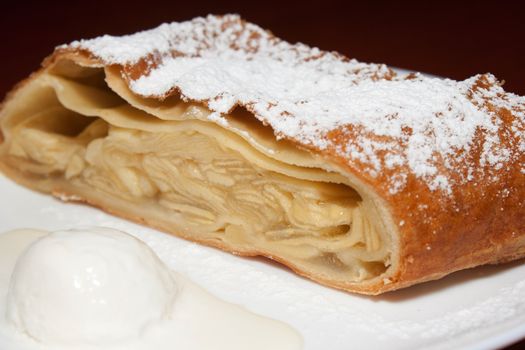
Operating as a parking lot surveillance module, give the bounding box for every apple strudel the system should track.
[0,15,524,294]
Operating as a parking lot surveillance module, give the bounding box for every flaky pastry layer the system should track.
[1,16,524,294]
[0,59,399,293]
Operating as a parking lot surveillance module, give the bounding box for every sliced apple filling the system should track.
[0,66,390,282]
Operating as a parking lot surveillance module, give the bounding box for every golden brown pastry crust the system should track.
[1,15,524,295]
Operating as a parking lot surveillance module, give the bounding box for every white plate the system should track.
[1,176,525,350]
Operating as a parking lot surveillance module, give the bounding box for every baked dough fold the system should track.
[1,15,524,294]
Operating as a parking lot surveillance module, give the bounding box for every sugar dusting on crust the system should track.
[65,14,525,195]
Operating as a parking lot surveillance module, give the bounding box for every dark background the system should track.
[1,0,524,99]
[1,1,524,348]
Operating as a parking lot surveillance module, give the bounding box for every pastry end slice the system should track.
[1,14,524,294]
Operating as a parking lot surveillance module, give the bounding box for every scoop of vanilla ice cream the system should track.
[6,227,178,346]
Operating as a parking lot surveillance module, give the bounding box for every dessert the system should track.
[0,15,523,294]
[0,228,302,349]
[6,228,177,345]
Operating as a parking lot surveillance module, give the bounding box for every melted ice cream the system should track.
[0,228,302,350]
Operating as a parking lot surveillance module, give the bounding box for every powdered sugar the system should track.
[65,14,525,195]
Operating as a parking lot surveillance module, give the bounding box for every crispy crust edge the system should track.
[0,48,524,295]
